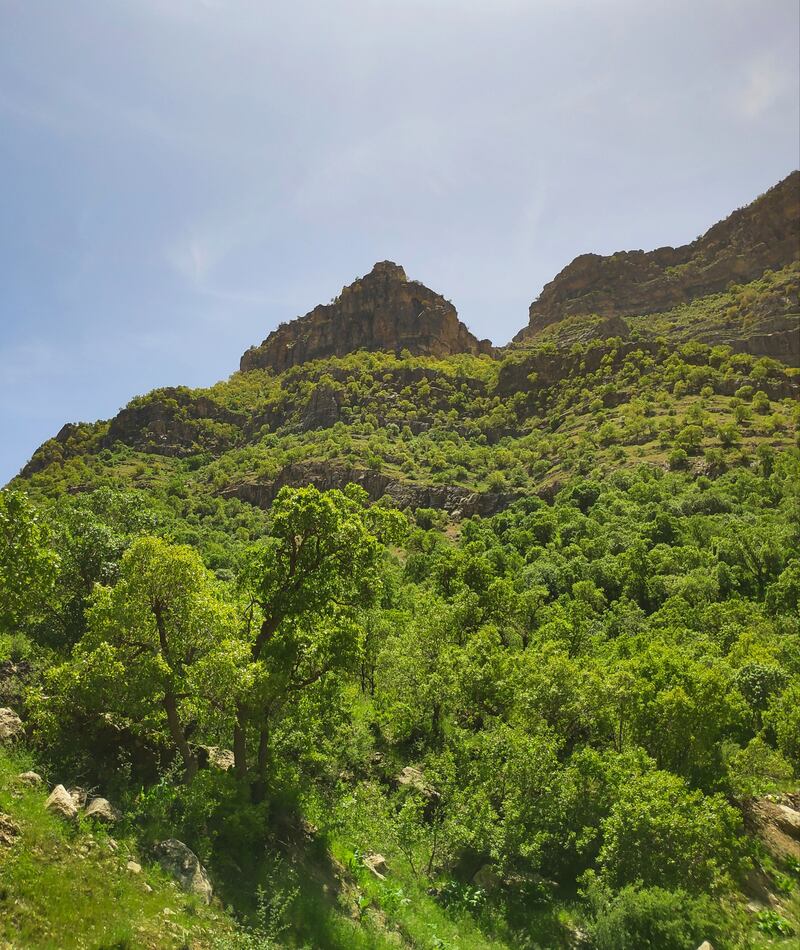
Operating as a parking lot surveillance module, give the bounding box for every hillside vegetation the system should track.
[3,176,800,949]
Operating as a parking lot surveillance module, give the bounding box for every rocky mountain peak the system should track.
[514,170,800,341]
[240,262,491,373]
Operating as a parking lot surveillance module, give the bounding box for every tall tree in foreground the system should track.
[47,536,241,782]
[235,484,403,799]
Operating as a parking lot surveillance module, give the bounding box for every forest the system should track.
[2,321,800,947]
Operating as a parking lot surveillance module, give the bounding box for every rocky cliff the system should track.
[241,261,492,373]
[515,170,800,340]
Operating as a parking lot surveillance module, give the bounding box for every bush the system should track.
[587,880,729,950]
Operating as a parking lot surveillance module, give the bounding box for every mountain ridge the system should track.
[515,170,800,341]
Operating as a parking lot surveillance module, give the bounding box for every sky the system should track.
[1,0,798,485]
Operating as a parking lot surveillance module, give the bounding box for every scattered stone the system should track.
[17,771,43,787]
[697,942,715,950]
[472,863,501,892]
[363,853,388,880]
[0,708,24,744]
[45,785,78,821]
[126,861,142,874]
[153,839,213,904]
[143,883,153,893]
[106,838,119,853]
[0,813,20,847]
[84,797,120,824]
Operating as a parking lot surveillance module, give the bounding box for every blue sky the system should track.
[1,0,798,484]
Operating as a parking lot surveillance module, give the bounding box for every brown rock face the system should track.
[241,261,492,372]
[516,171,800,340]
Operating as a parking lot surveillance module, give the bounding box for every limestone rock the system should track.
[45,785,78,821]
[0,708,24,744]
[126,860,142,874]
[363,853,388,880]
[84,797,120,824]
[153,839,213,903]
[697,942,715,950]
[515,171,800,341]
[240,261,492,373]
[17,771,43,787]
[0,813,20,847]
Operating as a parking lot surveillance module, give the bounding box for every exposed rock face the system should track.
[516,171,800,340]
[241,261,492,373]
[153,839,213,903]
[222,461,519,518]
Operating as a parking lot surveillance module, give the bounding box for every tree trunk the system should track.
[233,707,248,781]
[163,690,198,783]
[251,725,270,803]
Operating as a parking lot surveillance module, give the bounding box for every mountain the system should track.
[6,175,800,950]
[514,170,800,342]
[240,260,492,373]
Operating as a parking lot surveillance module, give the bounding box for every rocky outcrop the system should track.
[222,461,519,518]
[102,389,245,458]
[241,261,492,373]
[742,793,800,862]
[516,171,800,340]
[153,839,213,903]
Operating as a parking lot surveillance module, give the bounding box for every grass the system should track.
[0,747,236,949]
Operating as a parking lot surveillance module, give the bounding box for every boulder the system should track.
[84,797,120,824]
[17,771,43,787]
[0,707,24,744]
[126,860,142,874]
[363,853,388,880]
[472,863,501,892]
[0,813,20,847]
[45,785,78,821]
[153,839,213,903]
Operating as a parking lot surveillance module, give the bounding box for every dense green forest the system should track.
[3,275,800,948]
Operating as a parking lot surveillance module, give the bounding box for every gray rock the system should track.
[17,770,43,787]
[363,852,388,880]
[45,784,78,821]
[0,708,24,744]
[153,839,213,903]
[84,797,120,824]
